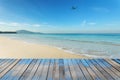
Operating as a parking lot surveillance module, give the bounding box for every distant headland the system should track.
[0,31,16,34]
[0,30,42,34]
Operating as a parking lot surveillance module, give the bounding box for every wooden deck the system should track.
[0,59,120,80]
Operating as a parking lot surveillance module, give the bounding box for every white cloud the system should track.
[81,20,87,27]
[32,24,41,27]
[9,23,21,27]
[0,22,6,25]
[0,22,49,27]
[105,23,120,27]
[88,22,96,25]
[92,7,109,13]
[80,20,96,27]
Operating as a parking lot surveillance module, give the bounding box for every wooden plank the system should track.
[0,59,20,79]
[59,59,65,80]
[0,59,7,65]
[0,59,2,64]
[76,59,93,80]
[39,59,50,80]
[105,59,120,72]
[95,59,119,80]
[0,59,120,80]
[100,59,120,78]
[6,59,29,80]
[13,59,32,80]
[5,59,27,80]
[91,59,114,80]
[118,59,120,61]
[113,59,120,64]
[0,59,4,64]
[63,59,72,80]
[0,59,5,63]
[47,59,54,80]
[0,59,14,73]
[68,59,78,80]
[0,59,11,66]
[81,59,101,80]
[26,59,41,80]
[32,59,46,80]
[0,59,23,80]
[72,59,86,80]
[53,59,59,80]
[0,59,9,68]
[19,59,37,80]
[85,59,107,80]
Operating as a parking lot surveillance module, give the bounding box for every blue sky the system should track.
[0,0,120,33]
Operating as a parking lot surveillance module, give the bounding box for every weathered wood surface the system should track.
[0,59,120,80]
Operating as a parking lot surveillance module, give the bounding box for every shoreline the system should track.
[0,36,88,58]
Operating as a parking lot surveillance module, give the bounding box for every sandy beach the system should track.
[0,36,87,58]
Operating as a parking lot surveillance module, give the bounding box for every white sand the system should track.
[0,36,88,58]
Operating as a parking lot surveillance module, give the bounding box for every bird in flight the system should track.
[72,6,77,10]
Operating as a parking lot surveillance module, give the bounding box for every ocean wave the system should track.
[64,39,120,46]
[45,37,120,46]
[56,46,111,58]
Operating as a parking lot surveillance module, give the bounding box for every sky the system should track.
[0,0,120,33]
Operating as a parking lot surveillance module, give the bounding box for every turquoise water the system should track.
[1,33,120,58]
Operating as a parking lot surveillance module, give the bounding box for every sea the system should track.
[0,33,120,58]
